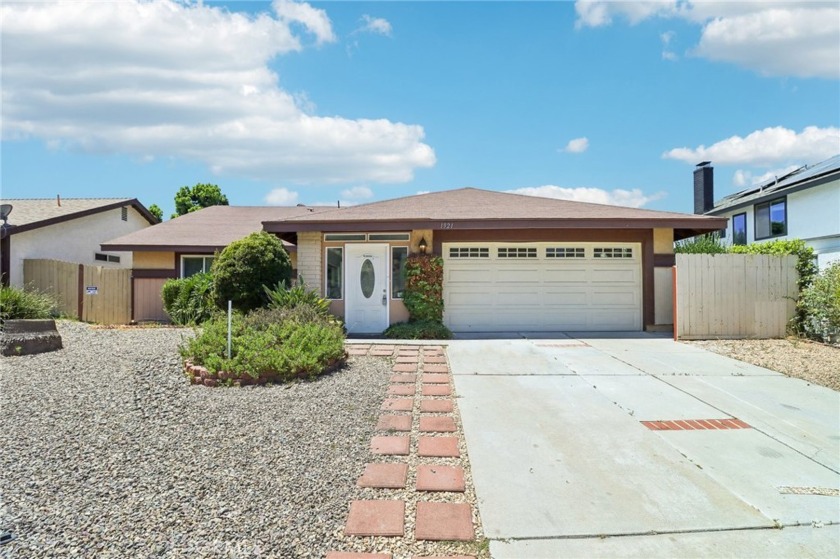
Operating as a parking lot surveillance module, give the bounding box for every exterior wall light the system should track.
[418,236,428,254]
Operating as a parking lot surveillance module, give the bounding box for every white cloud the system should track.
[272,0,336,45]
[341,186,374,200]
[660,30,678,61]
[357,15,392,36]
[732,165,802,188]
[561,137,589,154]
[0,0,435,184]
[265,187,299,205]
[574,1,840,78]
[575,0,676,28]
[507,186,665,208]
[664,126,840,166]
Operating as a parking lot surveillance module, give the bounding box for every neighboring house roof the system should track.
[101,205,333,252]
[263,187,726,240]
[0,197,159,234]
[708,154,840,215]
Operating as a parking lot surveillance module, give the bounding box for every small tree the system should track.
[172,183,229,218]
[212,232,292,312]
[147,204,164,221]
[799,262,840,343]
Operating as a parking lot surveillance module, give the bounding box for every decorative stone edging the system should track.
[183,354,347,387]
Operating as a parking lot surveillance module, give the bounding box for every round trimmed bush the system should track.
[212,232,292,312]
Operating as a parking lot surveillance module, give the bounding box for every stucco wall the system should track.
[653,267,673,325]
[653,228,674,254]
[134,251,175,270]
[10,206,150,287]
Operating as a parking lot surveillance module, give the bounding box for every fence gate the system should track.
[674,254,798,340]
[23,259,131,325]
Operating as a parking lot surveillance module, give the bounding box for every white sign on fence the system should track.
[86,286,98,295]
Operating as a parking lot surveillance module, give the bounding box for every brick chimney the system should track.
[693,161,714,214]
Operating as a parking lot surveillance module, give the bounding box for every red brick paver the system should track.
[418,436,460,457]
[396,356,419,364]
[381,398,414,412]
[416,465,465,492]
[390,373,417,384]
[412,555,475,559]
[419,416,457,433]
[388,384,416,396]
[423,364,450,374]
[371,436,410,455]
[358,463,408,489]
[421,373,449,384]
[641,418,752,431]
[423,355,447,363]
[345,500,405,537]
[377,415,413,432]
[415,502,474,541]
[422,384,451,397]
[393,363,417,373]
[419,399,453,413]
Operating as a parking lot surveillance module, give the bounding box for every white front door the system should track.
[345,243,389,334]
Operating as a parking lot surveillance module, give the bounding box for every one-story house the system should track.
[104,188,726,332]
[0,197,158,287]
[694,154,840,269]
[101,205,333,321]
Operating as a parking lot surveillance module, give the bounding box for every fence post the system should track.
[672,265,678,342]
[77,263,84,319]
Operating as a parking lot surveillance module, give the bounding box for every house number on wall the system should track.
[440,222,454,229]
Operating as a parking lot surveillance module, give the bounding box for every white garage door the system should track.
[443,242,642,332]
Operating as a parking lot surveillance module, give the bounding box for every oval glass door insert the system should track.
[360,259,375,298]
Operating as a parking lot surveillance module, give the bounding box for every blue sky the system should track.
[2,1,839,219]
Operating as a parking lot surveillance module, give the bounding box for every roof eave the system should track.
[264,217,728,233]
[6,198,159,234]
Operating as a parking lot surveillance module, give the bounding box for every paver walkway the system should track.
[328,344,481,559]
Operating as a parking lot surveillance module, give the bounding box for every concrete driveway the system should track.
[447,333,840,558]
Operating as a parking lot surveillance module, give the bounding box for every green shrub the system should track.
[161,273,215,325]
[799,262,840,343]
[383,320,453,340]
[674,233,727,254]
[212,232,292,312]
[263,281,332,318]
[180,307,346,382]
[404,254,444,322]
[0,285,58,323]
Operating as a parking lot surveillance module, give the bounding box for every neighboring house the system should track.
[101,205,333,321]
[695,154,840,269]
[0,197,158,287]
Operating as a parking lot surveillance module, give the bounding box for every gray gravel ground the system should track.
[0,320,390,558]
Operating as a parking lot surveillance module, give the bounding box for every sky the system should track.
[1,0,839,219]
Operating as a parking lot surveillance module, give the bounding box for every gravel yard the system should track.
[0,321,391,558]
[685,337,840,391]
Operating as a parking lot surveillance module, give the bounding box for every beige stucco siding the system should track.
[653,267,673,325]
[133,251,175,270]
[653,228,674,254]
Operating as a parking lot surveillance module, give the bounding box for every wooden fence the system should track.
[674,254,798,340]
[24,259,131,325]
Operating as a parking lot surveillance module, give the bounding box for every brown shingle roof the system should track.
[1,198,158,232]
[264,188,726,237]
[101,205,331,251]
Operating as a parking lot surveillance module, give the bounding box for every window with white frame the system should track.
[181,255,214,278]
[326,247,343,299]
